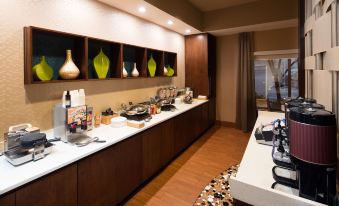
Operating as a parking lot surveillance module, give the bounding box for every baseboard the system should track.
[216,120,236,128]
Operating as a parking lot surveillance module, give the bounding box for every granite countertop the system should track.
[0,99,208,195]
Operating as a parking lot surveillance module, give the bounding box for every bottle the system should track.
[65,91,71,108]
[78,89,85,106]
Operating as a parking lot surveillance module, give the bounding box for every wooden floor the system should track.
[124,126,250,206]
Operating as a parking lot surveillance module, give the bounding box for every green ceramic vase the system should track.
[32,56,54,81]
[166,65,174,77]
[148,55,156,77]
[93,48,110,79]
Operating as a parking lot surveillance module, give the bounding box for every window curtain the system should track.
[236,32,257,132]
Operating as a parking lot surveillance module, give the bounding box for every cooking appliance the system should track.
[4,128,54,166]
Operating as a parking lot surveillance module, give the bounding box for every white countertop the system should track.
[229,111,325,206]
[0,100,208,195]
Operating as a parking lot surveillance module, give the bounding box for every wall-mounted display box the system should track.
[24,26,177,84]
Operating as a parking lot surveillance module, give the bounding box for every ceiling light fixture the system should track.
[138,7,146,13]
[185,29,191,34]
[167,20,173,25]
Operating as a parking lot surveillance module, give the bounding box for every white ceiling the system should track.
[98,0,201,35]
[188,0,260,12]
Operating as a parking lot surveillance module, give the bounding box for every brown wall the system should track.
[204,0,298,31]
[216,27,298,123]
[254,27,298,51]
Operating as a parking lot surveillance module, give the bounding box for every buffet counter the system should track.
[229,111,325,206]
[0,100,208,196]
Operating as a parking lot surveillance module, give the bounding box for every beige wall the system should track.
[204,0,298,31]
[0,0,185,141]
[216,34,239,123]
[254,27,298,51]
[216,27,298,123]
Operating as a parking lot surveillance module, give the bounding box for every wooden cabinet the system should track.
[185,33,216,98]
[0,192,15,206]
[142,120,175,181]
[201,102,210,134]
[174,111,190,154]
[78,146,117,206]
[78,134,142,206]
[115,134,143,203]
[142,125,163,180]
[208,97,216,127]
[16,164,77,206]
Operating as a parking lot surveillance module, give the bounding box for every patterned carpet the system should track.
[194,165,239,206]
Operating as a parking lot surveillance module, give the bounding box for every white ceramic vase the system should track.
[59,50,80,80]
[163,66,168,76]
[123,62,128,77]
[132,63,139,77]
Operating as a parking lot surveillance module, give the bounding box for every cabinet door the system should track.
[142,125,163,180]
[78,134,142,206]
[0,192,15,206]
[16,164,77,206]
[160,119,175,165]
[115,134,143,203]
[174,112,189,154]
[201,102,210,133]
[78,146,117,206]
[208,97,216,127]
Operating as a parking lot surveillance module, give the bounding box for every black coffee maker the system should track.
[289,107,337,205]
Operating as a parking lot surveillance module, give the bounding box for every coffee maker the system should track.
[289,107,337,205]
[53,104,88,143]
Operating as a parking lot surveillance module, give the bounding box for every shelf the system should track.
[24,26,177,84]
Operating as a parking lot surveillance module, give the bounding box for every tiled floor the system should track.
[124,126,250,206]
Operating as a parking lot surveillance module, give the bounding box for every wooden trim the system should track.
[253,49,299,56]
[24,27,33,84]
[216,120,236,128]
[298,0,306,97]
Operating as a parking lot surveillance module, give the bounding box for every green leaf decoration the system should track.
[93,48,110,79]
[148,55,156,77]
[166,65,174,77]
[32,56,54,81]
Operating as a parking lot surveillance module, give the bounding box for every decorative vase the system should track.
[32,56,54,81]
[166,65,174,77]
[148,55,156,77]
[132,63,139,77]
[122,62,128,77]
[93,48,110,79]
[59,50,80,80]
[163,66,168,76]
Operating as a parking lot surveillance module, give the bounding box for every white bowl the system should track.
[111,116,127,128]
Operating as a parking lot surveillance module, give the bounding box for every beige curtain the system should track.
[236,32,257,132]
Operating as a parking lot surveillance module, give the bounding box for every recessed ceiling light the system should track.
[167,20,173,25]
[138,7,146,13]
[185,29,191,34]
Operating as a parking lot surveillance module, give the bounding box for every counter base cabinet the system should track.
[142,119,174,181]
[0,192,15,206]
[78,133,142,206]
[0,102,210,206]
[16,164,77,206]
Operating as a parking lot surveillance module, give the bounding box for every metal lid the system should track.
[289,107,336,126]
[20,133,47,148]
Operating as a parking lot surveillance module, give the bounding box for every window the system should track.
[254,52,299,110]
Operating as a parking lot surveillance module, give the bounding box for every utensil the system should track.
[74,137,106,147]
